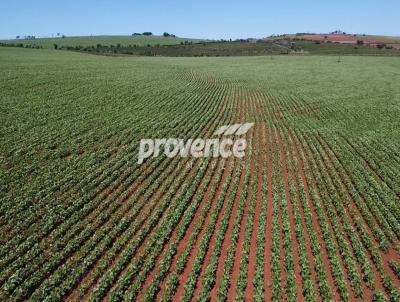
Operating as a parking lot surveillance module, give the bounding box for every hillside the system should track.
[1,35,201,49]
[289,34,400,49]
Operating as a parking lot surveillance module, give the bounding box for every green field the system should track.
[1,35,201,48]
[1,47,400,301]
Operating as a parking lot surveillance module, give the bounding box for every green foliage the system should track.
[1,47,400,301]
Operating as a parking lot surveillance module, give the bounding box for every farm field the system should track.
[0,47,400,301]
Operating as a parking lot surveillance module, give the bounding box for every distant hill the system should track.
[281,34,400,49]
[1,35,202,49]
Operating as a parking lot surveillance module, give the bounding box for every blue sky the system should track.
[1,0,399,39]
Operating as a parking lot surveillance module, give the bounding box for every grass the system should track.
[0,35,201,49]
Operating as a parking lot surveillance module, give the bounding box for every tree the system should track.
[16,35,20,39]
[163,32,171,37]
[142,32,153,36]
[53,43,58,49]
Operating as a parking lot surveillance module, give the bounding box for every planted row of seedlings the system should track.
[265,91,324,302]
[268,91,398,300]
[80,75,234,300]
[190,90,249,299]
[0,79,209,284]
[141,157,229,302]
[0,71,231,300]
[0,79,178,239]
[300,131,370,299]
[222,92,257,302]
[274,127,299,302]
[282,94,399,269]
[75,75,235,302]
[245,92,268,302]
[284,131,319,302]
[273,93,381,299]
[260,90,335,301]
[273,94,376,297]
[331,136,399,241]
[0,80,201,265]
[268,92,394,245]
[148,84,243,302]
[342,135,400,198]
[109,79,241,301]
[285,92,400,247]
[172,86,250,302]
[306,133,400,300]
